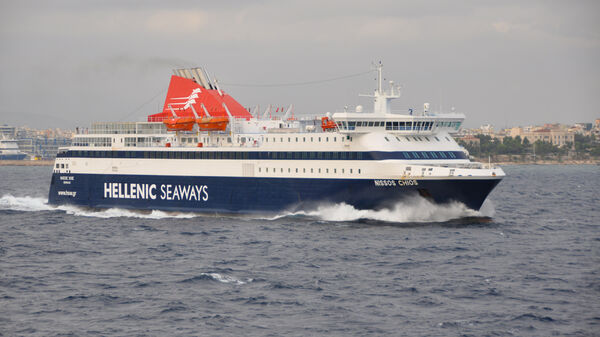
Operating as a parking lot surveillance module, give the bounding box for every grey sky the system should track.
[1,0,598,129]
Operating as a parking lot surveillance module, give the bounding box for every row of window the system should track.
[264,135,343,143]
[72,137,111,147]
[334,120,460,131]
[57,150,466,160]
[259,167,361,175]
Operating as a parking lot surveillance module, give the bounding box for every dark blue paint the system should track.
[48,173,501,212]
[0,154,27,160]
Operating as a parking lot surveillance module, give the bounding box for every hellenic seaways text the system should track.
[103,183,208,201]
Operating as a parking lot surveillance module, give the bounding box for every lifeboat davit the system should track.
[197,116,229,131]
[321,116,337,131]
[163,117,196,131]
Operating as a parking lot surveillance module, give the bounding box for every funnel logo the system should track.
[169,88,201,110]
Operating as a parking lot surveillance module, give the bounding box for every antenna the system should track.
[376,62,383,94]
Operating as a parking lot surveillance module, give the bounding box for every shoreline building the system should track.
[507,125,574,147]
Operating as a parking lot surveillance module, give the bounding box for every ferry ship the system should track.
[0,136,27,160]
[48,64,504,213]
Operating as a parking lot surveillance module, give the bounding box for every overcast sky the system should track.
[0,0,598,129]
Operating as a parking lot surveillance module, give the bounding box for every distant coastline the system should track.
[0,160,54,166]
[473,157,599,165]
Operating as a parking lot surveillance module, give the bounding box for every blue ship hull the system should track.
[48,173,501,213]
[0,154,27,160]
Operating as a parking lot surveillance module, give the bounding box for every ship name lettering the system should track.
[373,179,418,187]
[104,182,157,200]
[160,184,208,201]
[397,179,418,186]
[104,182,207,201]
[374,179,396,187]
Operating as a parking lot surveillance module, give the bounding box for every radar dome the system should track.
[355,105,363,113]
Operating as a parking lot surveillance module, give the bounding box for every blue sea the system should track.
[1,165,598,336]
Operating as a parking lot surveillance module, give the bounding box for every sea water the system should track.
[0,165,598,336]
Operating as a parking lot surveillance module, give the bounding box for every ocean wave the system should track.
[0,195,53,212]
[268,197,494,223]
[181,273,252,285]
[0,194,197,219]
[0,194,495,222]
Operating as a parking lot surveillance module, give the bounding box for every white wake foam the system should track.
[201,273,252,285]
[0,195,54,212]
[1,194,495,223]
[270,197,494,223]
[0,194,197,219]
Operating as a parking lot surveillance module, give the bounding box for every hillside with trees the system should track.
[458,134,600,162]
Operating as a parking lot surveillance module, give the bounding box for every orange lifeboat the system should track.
[162,104,196,131]
[163,116,196,131]
[321,116,337,131]
[197,116,229,131]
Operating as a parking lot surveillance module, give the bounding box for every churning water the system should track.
[0,165,598,336]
